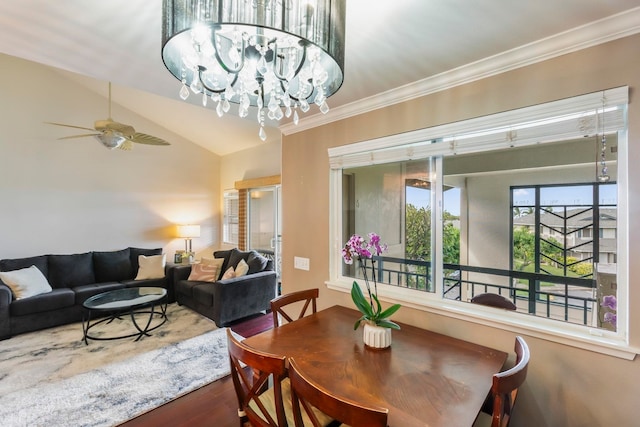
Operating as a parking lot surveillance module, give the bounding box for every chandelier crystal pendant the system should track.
[161,0,346,141]
[597,95,610,183]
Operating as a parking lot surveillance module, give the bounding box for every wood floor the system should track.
[118,313,274,427]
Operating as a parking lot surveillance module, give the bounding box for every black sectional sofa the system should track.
[173,248,278,327]
[0,247,172,340]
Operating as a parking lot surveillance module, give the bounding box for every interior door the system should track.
[248,185,282,278]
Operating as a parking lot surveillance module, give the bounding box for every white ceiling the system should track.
[0,0,638,156]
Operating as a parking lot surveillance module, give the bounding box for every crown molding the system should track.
[280,6,640,136]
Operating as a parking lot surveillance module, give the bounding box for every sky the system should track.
[406,186,461,216]
[513,183,617,207]
[407,183,616,217]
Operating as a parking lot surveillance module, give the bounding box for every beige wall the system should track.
[0,54,221,260]
[281,34,640,426]
[218,138,281,252]
[219,139,281,191]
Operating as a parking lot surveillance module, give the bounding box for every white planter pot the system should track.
[363,323,392,349]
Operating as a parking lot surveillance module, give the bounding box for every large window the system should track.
[328,87,630,357]
[510,183,617,328]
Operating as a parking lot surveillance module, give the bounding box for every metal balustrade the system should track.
[363,256,598,326]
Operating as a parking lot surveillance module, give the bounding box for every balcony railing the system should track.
[369,256,598,326]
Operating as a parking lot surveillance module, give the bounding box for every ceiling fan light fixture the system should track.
[95,130,126,149]
[161,0,346,140]
[47,82,171,151]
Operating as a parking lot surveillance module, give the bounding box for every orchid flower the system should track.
[342,233,401,330]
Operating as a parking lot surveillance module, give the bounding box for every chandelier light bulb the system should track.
[161,0,345,140]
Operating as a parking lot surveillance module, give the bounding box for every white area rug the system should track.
[0,304,235,427]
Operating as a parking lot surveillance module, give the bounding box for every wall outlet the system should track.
[294,256,310,271]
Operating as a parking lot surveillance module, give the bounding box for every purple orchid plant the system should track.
[342,233,401,330]
[601,294,617,327]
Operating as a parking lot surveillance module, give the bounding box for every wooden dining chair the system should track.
[227,329,335,427]
[288,357,389,427]
[271,288,319,328]
[227,328,289,427]
[471,293,517,311]
[474,336,530,427]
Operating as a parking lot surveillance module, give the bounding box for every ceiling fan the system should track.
[46,82,170,150]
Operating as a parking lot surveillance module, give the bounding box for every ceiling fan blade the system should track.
[57,133,101,140]
[95,119,135,136]
[130,133,171,146]
[118,140,134,151]
[45,122,96,132]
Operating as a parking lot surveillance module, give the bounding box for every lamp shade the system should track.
[177,224,201,238]
[161,0,346,140]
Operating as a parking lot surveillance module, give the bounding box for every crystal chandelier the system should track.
[161,0,346,141]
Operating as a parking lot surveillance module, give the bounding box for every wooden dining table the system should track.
[242,305,508,427]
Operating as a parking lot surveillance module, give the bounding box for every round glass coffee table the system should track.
[82,287,168,345]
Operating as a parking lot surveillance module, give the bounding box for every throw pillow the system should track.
[188,263,220,282]
[201,257,225,281]
[227,248,252,270]
[0,255,49,278]
[221,266,236,280]
[129,247,163,277]
[213,249,232,274]
[0,265,53,300]
[247,251,269,274]
[134,254,166,280]
[235,259,249,277]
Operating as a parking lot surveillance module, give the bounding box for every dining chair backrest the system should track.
[288,357,389,427]
[490,336,530,427]
[471,293,517,311]
[226,329,288,427]
[271,288,319,328]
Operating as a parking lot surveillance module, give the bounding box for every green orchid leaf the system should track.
[379,303,402,319]
[353,316,365,330]
[377,319,401,330]
[351,282,374,317]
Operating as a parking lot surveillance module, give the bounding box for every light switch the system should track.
[294,256,310,271]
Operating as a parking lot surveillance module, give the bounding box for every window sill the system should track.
[326,279,638,360]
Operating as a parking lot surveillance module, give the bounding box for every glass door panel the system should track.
[248,185,282,279]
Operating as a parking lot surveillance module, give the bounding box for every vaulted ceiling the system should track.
[0,1,638,155]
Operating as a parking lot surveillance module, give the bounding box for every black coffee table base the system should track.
[83,302,167,344]
[82,288,169,345]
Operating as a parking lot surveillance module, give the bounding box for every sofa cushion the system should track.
[48,252,95,289]
[129,247,162,278]
[134,254,166,280]
[176,279,201,298]
[0,265,53,300]
[213,249,232,274]
[73,282,125,305]
[192,283,215,306]
[121,278,167,288]
[227,248,252,270]
[0,255,48,278]
[247,251,269,274]
[10,288,75,316]
[93,248,132,282]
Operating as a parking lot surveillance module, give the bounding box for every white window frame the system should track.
[222,189,239,245]
[327,87,637,359]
